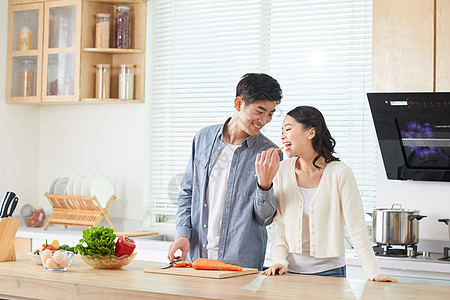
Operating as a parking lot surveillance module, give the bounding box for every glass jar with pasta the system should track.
[95,13,110,48]
[95,64,110,99]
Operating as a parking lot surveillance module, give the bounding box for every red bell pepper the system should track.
[115,236,136,257]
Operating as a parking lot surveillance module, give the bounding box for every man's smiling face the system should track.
[235,97,276,136]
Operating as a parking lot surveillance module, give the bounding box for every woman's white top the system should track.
[270,157,381,279]
[286,186,345,274]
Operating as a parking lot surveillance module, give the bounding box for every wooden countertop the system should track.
[0,255,449,299]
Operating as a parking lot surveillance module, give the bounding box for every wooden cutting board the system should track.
[114,231,158,237]
[144,266,259,279]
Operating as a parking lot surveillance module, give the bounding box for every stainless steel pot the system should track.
[372,204,426,245]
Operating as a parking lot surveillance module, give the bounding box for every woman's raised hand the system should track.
[255,148,281,191]
[262,263,287,276]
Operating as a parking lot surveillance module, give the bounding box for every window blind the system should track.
[144,0,375,227]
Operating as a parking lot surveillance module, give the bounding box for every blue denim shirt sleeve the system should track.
[254,183,277,226]
[175,138,195,240]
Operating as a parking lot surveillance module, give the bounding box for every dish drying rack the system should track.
[44,193,116,231]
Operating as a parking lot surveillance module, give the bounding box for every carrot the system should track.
[173,261,192,268]
[192,258,243,271]
[276,146,284,151]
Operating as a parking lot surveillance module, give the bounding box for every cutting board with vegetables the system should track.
[144,266,259,279]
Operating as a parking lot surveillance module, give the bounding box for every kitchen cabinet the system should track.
[6,2,44,103]
[6,0,147,104]
[372,0,449,92]
[436,0,450,91]
[372,0,434,91]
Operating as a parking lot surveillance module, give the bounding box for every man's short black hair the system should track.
[236,73,282,105]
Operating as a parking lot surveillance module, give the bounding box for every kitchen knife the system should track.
[1,197,13,218]
[7,197,18,217]
[0,198,7,218]
[1,191,16,218]
[160,258,181,269]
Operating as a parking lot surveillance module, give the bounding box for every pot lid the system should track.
[373,204,418,213]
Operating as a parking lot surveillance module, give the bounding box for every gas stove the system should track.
[438,247,450,261]
[373,243,419,257]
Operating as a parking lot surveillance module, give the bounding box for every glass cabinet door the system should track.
[43,0,80,102]
[7,3,43,102]
[47,53,76,96]
[12,9,39,52]
[48,5,77,49]
[11,56,38,98]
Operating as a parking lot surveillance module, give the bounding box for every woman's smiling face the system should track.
[281,115,314,158]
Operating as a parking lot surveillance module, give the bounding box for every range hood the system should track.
[367,92,450,182]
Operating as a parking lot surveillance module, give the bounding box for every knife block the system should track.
[0,217,20,262]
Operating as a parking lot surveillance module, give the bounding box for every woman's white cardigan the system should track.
[269,157,381,279]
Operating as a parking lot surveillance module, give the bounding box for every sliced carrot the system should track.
[173,261,192,267]
[192,258,242,271]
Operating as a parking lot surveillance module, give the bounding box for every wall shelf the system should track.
[7,0,148,104]
[83,48,144,54]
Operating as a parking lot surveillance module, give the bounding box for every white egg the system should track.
[52,251,66,265]
[41,249,52,263]
[46,258,58,269]
[57,260,68,268]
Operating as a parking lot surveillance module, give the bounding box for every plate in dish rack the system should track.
[54,177,69,195]
[73,173,88,196]
[81,174,95,197]
[90,174,114,208]
[66,173,80,196]
[49,178,59,194]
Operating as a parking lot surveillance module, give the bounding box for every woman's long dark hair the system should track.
[287,106,339,169]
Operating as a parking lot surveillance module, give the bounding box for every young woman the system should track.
[255,106,396,281]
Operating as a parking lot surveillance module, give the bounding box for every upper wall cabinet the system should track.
[372,0,449,92]
[6,0,147,104]
[6,2,44,103]
[436,0,450,91]
[372,0,434,92]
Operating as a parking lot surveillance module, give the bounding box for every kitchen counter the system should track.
[15,219,450,282]
[1,254,449,300]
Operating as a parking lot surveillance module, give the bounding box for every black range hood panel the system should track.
[367,92,450,182]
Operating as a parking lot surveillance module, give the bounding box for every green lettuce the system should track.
[75,226,116,256]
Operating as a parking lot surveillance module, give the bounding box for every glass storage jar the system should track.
[115,5,130,48]
[21,204,46,228]
[119,64,134,100]
[20,59,34,97]
[19,13,32,51]
[95,64,110,99]
[95,13,110,48]
[58,16,70,48]
[63,78,74,96]
[47,57,58,96]
[48,10,56,48]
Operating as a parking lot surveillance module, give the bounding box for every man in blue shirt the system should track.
[167,73,283,270]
